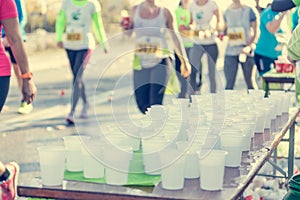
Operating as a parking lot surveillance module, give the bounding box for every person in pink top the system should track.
[0,0,37,199]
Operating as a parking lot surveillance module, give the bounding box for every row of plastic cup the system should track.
[37,135,134,186]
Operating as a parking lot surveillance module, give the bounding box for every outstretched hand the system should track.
[180,61,191,78]
[22,79,37,104]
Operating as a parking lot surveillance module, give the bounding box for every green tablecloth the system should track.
[64,150,161,186]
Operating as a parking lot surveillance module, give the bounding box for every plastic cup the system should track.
[37,146,66,186]
[83,152,105,179]
[176,141,201,179]
[160,148,185,190]
[63,135,90,172]
[220,134,244,167]
[198,150,228,191]
[104,146,133,185]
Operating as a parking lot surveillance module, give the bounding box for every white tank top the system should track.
[133,3,170,68]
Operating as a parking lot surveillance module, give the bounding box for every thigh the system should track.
[189,45,204,71]
[149,59,171,104]
[0,76,10,112]
[203,43,219,63]
[73,49,88,78]
[133,69,151,113]
[224,56,239,77]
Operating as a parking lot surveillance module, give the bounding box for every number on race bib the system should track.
[135,43,161,54]
[228,32,244,40]
[227,27,246,46]
[67,33,83,41]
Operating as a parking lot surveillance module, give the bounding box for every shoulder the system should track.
[209,0,218,7]
[131,5,139,16]
[162,7,173,19]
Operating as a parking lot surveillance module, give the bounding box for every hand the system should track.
[180,61,191,78]
[22,79,37,104]
[57,41,63,48]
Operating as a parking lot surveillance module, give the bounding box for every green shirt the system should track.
[175,6,193,48]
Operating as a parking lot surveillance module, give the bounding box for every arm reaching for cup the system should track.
[2,17,37,104]
[164,8,191,78]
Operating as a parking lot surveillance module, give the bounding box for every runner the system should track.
[189,0,221,93]
[126,0,191,114]
[222,0,258,90]
[174,0,193,98]
[0,0,36,198]
[55,0,108,124]
[2,0,32,114]
[254,4,287,88]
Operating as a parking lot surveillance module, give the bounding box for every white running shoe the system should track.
[18,101,33,114]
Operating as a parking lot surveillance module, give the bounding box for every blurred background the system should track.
[22,0,275,54]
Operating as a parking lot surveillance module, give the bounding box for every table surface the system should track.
[17,109,300,200]
[262,70,295,82]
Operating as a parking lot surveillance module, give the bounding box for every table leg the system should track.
[264,81,269,98]
[288,121,295,179]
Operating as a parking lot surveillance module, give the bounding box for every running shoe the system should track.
[0,162,20,200]
[18,101,33,114]
[66,112,75,124]
[80,102,89,119]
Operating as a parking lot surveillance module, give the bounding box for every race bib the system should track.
[227,27,246,46]
[66,33,83,41]
[66,27,83,42]
[135,36,163,58]
[134,36,168,68]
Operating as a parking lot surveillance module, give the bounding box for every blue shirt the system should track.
[254,7,282,59]
[2,0,27,41]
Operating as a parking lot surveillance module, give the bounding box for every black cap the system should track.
[271,0,296,12]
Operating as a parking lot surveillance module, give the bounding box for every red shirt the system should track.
[0,0,18,76]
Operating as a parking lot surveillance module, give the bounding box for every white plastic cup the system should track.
[220,134,244,167]
[83,153,105,179]
[142,138,168,175]
[198,150,228,191]
[160,148,185,190]
[104,146,133,185]
[37,146,66,186]
[176,141,201,179]
[63,135,89,172]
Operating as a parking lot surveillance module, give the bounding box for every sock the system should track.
[0,168,10,182]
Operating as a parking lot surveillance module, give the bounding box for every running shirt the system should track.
[189,0,218,45]
[133,3,169,68]
[175,6,193,48]
[60,0,100,50]
[0,0,17,76]
[255,7,282,60]
[224,5,256,56]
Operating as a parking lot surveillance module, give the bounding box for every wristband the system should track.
[20,72,33,79]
